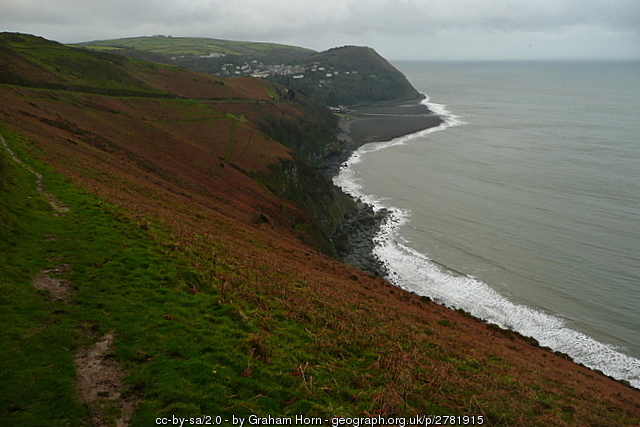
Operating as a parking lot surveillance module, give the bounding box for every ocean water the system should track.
[334,61,640,387]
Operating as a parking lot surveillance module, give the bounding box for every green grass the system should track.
[0,130,85,425]
[0,129,276,424]
[76,36,314,58]
[2,128,444,424]
[1,33,164,95]
[3,119,640,425]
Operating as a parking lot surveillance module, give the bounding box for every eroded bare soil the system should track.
[75,332,136,427]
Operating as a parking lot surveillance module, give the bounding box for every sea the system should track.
[334,60,640,388]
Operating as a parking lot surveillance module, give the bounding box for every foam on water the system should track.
[334,95,462,190]
[333,95,640,389]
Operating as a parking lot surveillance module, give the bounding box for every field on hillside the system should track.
[76,36,314,57]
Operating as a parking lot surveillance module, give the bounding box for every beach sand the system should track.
[340,99,443,145]
[327,98,442,176]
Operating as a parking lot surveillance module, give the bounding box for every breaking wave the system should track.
[333,95,640,389]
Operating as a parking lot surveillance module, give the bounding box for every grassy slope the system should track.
[2,33,640,426]
[0,33,164,94]
[75,36,314,57]
[0,129,299,424]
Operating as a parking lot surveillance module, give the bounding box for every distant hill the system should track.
[76,35,314,62]
[75,36,422,106]
[269,45,422,106]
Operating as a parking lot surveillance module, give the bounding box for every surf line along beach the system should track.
[332,96,443,168]
[331,77,640,390]
[330,94,452,277]
[325,96,443,276]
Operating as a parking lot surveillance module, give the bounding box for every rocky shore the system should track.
[329,98,443,277]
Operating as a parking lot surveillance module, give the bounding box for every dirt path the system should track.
[32,263,73,303]
[3,133,135,425]
[1,134,70,214]
[75,332,136,427]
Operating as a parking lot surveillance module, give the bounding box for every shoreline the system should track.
[328,98,443,277]
[324,98,443,177]
[327,99,640,391]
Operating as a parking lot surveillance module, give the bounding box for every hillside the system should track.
[75,36,422,106]
[2,32,640,426]
[268,46,422,105]
[77,35,314,59]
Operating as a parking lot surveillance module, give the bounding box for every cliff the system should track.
[1,33,640,425]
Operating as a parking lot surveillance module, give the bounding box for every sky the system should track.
[2,0,640,61]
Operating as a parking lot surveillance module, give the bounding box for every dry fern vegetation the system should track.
[1,33,640,426]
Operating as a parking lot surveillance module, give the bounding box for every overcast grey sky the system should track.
[2,0,639,60]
